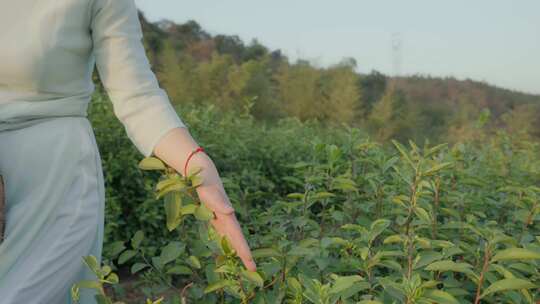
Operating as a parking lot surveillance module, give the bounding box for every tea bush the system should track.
[76,93,540,303]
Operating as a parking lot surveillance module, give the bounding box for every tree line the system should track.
[91,13,540,146]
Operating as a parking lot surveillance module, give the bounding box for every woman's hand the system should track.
[195,163,257,271]
[153,127,257,272]
[196,181,258,272]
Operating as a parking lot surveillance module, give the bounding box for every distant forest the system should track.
[94,11,540,145]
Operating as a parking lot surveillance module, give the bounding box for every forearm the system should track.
[152,127,234,214]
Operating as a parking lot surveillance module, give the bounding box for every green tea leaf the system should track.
[312,191,335,200]
[221,236,235,256]
[82,255,99,273]
[241,269,264,288]
[194,204,215,221]
[329,274,363,295]
[422,162,453,176]
[204,279,234,293]
[131,263,148,274]
[138,157,166,171]
[369,219,391,243]
[491,248,540,262]
[105,273,119,284]
[131,230,144,249]
[189,174,204,188]
[392,140,414,169]
[160,242,184,265]
[156,177,181,191]
[321,237,349,248]
[186,255,201,269]
[74,280,102,290]
[383,234,405,244]
[425,260,473,274]
[286,193,305,200]
[109,241,126,258]
[422,289,460,304]
[101,265,112,277]
[180,204,197,215]
[164,192,182,231]
[252,248,281,258]
[480,278,537,298]
[118,250,137,265]
[414,206,432,223]
[167,265,193,275]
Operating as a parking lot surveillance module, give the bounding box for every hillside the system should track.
[103,11,540,144]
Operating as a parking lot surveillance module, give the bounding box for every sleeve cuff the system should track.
[109,88,187,157]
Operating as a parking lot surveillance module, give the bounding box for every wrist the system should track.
[182,149,213,177]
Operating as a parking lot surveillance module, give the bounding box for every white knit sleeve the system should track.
[90,0,186,157]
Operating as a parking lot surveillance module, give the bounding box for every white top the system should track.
[0,0,187,157]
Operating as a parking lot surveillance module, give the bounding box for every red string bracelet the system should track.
[184,146,205,177]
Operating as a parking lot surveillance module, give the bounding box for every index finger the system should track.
[220,213,257,272]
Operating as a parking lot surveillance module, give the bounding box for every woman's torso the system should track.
[0,0,97,126]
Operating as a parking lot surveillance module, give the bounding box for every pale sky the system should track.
[134,0,540,95]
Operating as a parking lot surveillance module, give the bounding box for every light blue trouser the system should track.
[0,116,104,303]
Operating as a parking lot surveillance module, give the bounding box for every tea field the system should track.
[76,94,540,303]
